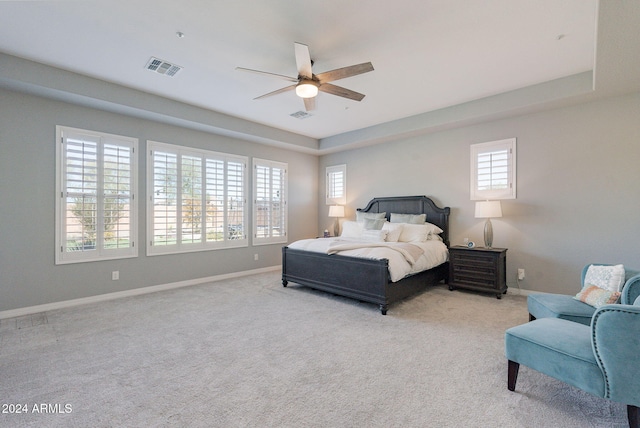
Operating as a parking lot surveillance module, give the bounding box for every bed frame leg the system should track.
[282,279,288,287]
[379,304,388,315]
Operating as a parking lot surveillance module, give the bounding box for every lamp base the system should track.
[334,220,340,237]
[484,218,494,248]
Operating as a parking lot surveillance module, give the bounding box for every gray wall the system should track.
[319,92,640,294]
[2,84,638,312]
[0,88,318,312]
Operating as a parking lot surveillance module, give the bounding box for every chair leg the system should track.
[529,313,536,322]
[508,360,519,391]
[628,405,639,428]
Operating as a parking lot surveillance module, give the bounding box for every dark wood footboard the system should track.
[282,246,448,314]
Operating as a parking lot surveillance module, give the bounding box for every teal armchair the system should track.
[505,296,640,427]
[527,264,640,325]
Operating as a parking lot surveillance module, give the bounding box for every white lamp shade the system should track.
[328,205,345,218]
[475,200,502,218]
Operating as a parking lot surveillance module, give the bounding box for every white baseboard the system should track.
[505,284,537,296]
[0,265,281,320]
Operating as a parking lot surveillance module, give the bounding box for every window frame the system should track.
[147,141,248,256]
[470,138,516,200]
[252,158,288,246]
[55,126,138,264]
[326,164,346,205]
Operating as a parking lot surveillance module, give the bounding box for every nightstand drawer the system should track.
[451,269,498,287]
[452,265,497,280]
[450,252,496,268]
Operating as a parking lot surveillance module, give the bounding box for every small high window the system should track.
[470,138,516,200]
[326,164,346,205]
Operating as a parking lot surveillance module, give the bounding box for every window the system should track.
[147,141,247,255]
[55,126,138,264]
[470,138,516,200]
[326,164,346,205]
[253,158,288,245]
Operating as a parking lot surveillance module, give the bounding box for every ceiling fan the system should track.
[236,42,374,111]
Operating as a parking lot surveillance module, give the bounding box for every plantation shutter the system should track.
[147,141,247,254]
[326,164,346,205]
[470,138,516,200]
[477,149,509,191]
[56,126,137,264]
[180,154,203,244]
[226,160,246,240]
[152,150,178,246]
[253,159,288,245]
[205,158,225,242]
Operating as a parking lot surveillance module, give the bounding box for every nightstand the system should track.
[448,246,508,298]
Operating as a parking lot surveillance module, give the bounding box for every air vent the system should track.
[290,111,313,119]
[145,57,183,77]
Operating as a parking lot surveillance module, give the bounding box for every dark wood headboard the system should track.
[357,195,450,246]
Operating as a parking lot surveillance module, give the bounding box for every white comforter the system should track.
[287,237,449,282]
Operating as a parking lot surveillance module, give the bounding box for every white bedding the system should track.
[287,237,449,282]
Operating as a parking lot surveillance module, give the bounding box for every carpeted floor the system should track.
[0,271,628,427]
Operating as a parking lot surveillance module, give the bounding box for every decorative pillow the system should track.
[574,284,621,308]
[427,233,443,242]
[398,223,431,243]
[390,213,426,224]
[363,218,385,230]
[340,221,364,238]
[423,222,444,235]
[355,211,386,222]
[584,264,625,292]
[361,229,388,242]
[381,222,403,242]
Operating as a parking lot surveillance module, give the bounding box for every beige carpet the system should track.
[0,271,628,427]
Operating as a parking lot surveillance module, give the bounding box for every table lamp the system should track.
[475,201,502,248]
[328,205,345,237]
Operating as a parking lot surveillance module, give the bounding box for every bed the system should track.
[282,195,450,314]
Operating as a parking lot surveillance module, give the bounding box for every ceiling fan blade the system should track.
[253,84,296,100]
[236,67,298,83]
[316,62,374,84]
[294,42,313,79]
[318,83,366,101]
[303,97,316,111]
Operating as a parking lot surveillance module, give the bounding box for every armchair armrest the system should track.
[591,304,640,405]
[621,273,640,305]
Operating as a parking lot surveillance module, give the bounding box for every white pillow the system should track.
[424,222,444,235]
[382,222,404,242]
[355,211,386,222]
[398,223,431,243]
[340,221,364,238]
[363,218,385,230]
[390,213,426,224]
[361,229,388,242]
[584,264,625,292]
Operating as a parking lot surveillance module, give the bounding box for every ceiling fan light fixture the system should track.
[295,80,319,98]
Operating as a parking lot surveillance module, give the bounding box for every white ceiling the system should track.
[0,0,599,141]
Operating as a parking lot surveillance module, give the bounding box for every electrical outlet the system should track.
[518,269,525,280]
[254,254,259,261]
[112,271,119,281]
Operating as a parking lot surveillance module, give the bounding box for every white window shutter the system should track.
[470,138,516,200]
